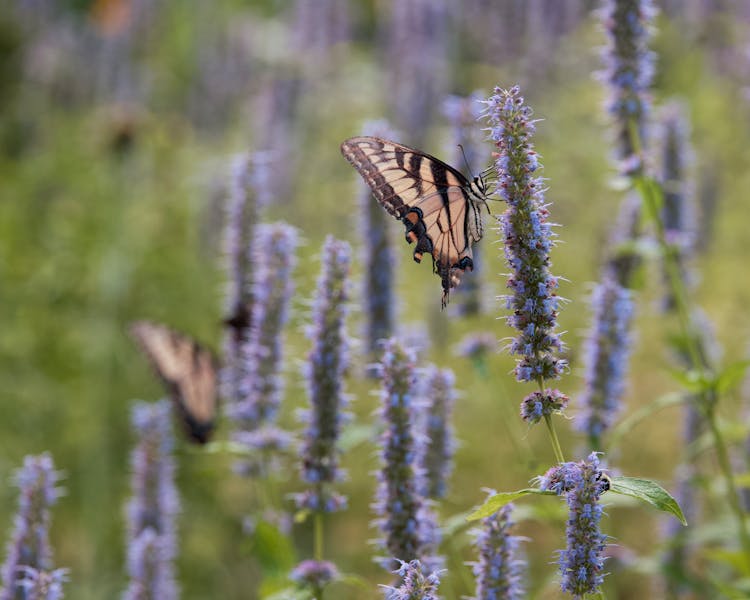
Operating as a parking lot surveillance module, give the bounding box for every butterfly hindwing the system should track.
[130,320,218,444]
[341,136,485,306]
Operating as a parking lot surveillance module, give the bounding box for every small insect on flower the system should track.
[341,136,493,307]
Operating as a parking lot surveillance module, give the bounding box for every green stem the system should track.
[314,512,324,561]
[637,172,750,568]
[537,378,565,463]
[543,413,565,464]
[704,405,750,568]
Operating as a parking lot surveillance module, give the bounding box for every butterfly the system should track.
[129,320,219,444]
[341,136,491,307]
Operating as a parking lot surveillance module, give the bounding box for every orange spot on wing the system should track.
[407,231,418,243]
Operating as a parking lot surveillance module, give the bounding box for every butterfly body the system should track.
[341,136,488,306]
[130,321,218,444]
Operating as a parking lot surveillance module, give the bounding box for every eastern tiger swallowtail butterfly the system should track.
[341,136,490,307]
[129,321,218,444]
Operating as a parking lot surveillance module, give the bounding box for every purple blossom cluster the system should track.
[125,401,179,600]
[290,559,339,591]
[484,85,566,383]
[600,0,657,174]
[417,366,457,500]
[382,560,442,600]
[221,153,262,404]
[540,453,608,597]
[576,278,635,446]
[295,236,351,514]
[0,453,65,600]
[468,502,525,600]
[228,222,298,460]
[520,388,569,424]
[373,339,440,573]
[455,332,497,361]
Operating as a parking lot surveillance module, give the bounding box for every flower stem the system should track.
[637,170,750,568]
[543,414,565,465]
[314,512,324,562]
[704,404,750,568]
[538,378,565,463]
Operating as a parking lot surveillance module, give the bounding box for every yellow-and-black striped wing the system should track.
[130,321,218,444]
[341,136,485,306]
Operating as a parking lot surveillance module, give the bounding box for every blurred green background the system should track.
[2,0,750,598]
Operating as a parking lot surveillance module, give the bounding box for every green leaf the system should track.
[608,392,685,449]
[667,367,713,393]
[609,476,687,525]
[467,489,554,521]
[715,359,750,394]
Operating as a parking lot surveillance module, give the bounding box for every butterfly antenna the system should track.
[457,144,475,179]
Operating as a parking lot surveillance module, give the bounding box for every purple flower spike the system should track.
[484,85,566,383]
[221,153,263,403]
[540,453,609,597]
[417,366,457,500]
[576,278,635,446]
[382,559,442,600]
[227,222,298,470]
[600,0,657,174]
[296,236,351,513]
[373,339,440,573]
[290,559,339,591]
[1,453,65,600]
[125,401,179,600]
[469,501,525,600]
[521,388,569,424]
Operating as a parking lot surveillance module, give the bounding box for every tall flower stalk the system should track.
[383,0,449,146]
[227,222,298,472]
[292,236,351,599]
[221,153,263,405]
[577,278,635,449]
[484,85,567,462]
[599,0,657,288]
[417,365,456,500]
[658,101,695,312]
[124,401,179,600]
[1,454,66,600]
[600,0,656,175]
[469,502,525,600]
[373,339,440,577]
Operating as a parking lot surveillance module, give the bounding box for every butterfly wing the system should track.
[341,136,484,306]
[130,321,218,444]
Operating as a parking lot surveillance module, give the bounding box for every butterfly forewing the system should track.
[341,136,485,306]
[130,321,218,444]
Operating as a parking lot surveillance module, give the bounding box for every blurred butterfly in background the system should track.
[341,136,492,307]
[129,320,218,444]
